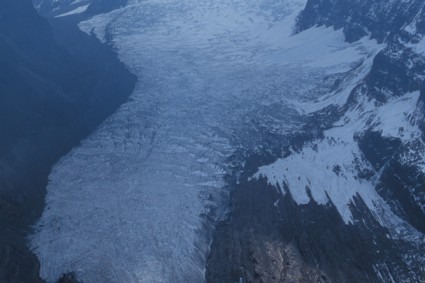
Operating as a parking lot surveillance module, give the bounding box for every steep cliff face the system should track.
[0,1,135,282]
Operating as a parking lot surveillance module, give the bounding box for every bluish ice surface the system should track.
[30,0,385,281]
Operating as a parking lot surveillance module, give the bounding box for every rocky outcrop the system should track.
[206,176,328,283]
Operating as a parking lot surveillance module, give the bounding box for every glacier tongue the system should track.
[30,0,385,282]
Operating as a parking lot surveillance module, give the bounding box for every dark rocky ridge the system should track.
[0,0,136,282]
[206,177,327,283]
[207,173,425,282]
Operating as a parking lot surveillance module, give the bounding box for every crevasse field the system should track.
[30,0,388,281]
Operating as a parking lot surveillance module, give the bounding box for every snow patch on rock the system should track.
[255,91,422,226]
[55,4,89,17]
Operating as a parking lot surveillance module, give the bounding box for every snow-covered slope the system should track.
[293,0,425,231]
[27,0,402,282]
[251,0,425,281]
[255,91,422,226]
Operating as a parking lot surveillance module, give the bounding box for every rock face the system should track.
[206,178,328,283]
[0,1,135,282]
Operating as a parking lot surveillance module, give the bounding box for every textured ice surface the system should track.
[31,0,386,282]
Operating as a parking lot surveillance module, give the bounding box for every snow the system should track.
[262,26,381,71]
[254,91,422,224]
[70,0,86,5]
[407,36,425,56]
[55,4,89,17]
[372,91,421,141]
[404,2,425,36]
[32,0,388,282]
[254,127,379,224]
[285,33,384,114]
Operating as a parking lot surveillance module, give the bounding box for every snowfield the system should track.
[30,0,393,282]
[255,91,422,225]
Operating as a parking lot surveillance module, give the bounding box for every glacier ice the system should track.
[30,0,388,282]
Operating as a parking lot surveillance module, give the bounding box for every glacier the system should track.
[30,0,388,282]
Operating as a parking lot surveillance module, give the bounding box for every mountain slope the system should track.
[0,1,135,282]
[247,0,425,281]
[294,0,425,243]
